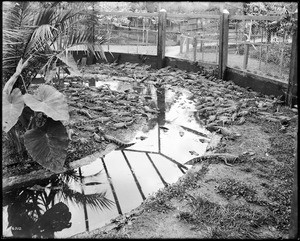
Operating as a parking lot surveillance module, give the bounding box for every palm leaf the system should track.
[61,184,114,211]
[3,2,109,89]
[2,2,34,81]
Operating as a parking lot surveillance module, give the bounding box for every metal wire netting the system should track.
[90,11,293,84]
[227,17,292,82]
[98,14,158,55]
[165,15,220,65]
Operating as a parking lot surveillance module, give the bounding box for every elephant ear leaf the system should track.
[35,202,71,232]
[24,118,69,173]
[23,84,69,122]
[2,88,24,133]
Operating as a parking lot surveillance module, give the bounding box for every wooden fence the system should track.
[95,9,297,106]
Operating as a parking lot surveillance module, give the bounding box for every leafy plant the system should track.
[3,67,70,173]
[4,170,114,238]
[2,2,108,173]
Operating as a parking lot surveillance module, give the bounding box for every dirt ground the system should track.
[70,63,297,239]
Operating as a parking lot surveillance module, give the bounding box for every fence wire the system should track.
[165,15,220,65]
[227,17,292,82]
[97,14,158,55]
[91,11,293,83]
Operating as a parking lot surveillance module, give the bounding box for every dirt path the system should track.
[70,63,297,239]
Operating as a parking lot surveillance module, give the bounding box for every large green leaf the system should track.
[2,88,24,133]
[34,202,71,232]
[23,84,69,121]
[24,118,69,173]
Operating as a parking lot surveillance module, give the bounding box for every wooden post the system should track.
[180,34,184,53]
[186,35,190,53]
[142,18,145,43]
[279,48,284,76]
[201,40,204,61]
[289,129,298,239]
[243,43,250,69]
[265,45,269,70]
[286,29,297,107]
[193,36,197,62]
[215,42,218,63]
[157,9,167,69]
[218,9,229,79]
[258,45,262,70]
[146,29,149,45]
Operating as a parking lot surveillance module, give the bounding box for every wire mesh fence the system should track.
[165,14,220,65]
[96,13,158,55]
[227,16,292,82]
[90,10,294,84]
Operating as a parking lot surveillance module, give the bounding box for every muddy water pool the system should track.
[2,80,211,238]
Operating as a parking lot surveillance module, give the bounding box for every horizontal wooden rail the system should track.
[111,28,157,33]
[97,11,158,18]
[167,13,220,19]
[96,10,282,22]
[197,38,219,42]
[229,15,280,21]
[231,41,286,46]
[180,35,219,42]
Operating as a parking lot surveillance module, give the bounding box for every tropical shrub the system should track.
[249,43,291,68]
[2,2,107,173]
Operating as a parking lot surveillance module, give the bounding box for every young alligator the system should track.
[185,153,238,166]
[94,127,135,150]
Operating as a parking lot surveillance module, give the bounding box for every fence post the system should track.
[287,29,298,240]
[289,130,298,239]
[157,9,167,69]
[186,34,190,53]
[193,36,197,62]
[243,43,250,69]
[218,9,229,79]
[286,28,297,107]
[180,34,184,53]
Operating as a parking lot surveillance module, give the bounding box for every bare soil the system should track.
[69,63,297,239]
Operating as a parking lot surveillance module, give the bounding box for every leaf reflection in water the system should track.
[4,169,114,238]
[61,184,114,211]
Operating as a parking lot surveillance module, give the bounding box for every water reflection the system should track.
[3,79,211,238]
[3,169,114,238]
[156,86,166,126]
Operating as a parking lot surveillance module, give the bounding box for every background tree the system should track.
[242,2,298,42]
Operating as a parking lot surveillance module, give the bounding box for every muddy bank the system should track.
[69,64,297,239]
[71,112,297,238]
[3,62,297,238]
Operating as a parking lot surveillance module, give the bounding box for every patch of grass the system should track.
[248,110,295,234]
[144,165,210,212]
[268,135,295,164]
[177,194,275,239]
[216,178,258,203]
[210,204,276,239]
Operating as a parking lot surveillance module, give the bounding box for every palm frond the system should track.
[61,184,115,211]
[3,2,33,30]
[2,2,34,81]
[59,170,81,183]
[24,24,56,58]
[56,51,81,75]
[34,6,56,26]
[3,2,109,88]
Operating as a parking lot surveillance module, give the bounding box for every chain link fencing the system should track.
[227,17,292,82]
[165,14,220,66]
[96,13,158,55]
